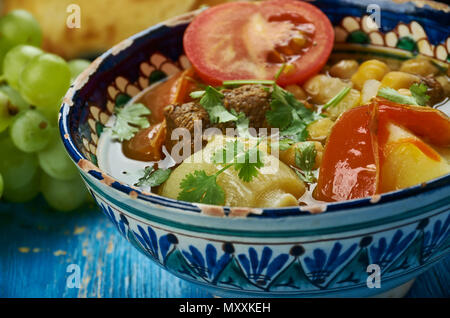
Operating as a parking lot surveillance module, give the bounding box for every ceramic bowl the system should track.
[59,0,450,297]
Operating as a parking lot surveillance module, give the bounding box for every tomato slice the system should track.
[314,99,450,202]
[183,0,334,86]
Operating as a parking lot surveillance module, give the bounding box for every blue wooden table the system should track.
[0,196,448,298]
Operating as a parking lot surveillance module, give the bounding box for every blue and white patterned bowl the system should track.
[59,0,450,297]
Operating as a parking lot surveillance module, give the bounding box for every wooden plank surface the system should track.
[0,196,448,298]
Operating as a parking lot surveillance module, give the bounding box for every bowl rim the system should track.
[59,5,450,219]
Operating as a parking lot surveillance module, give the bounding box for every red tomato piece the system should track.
[183,0,334,86]
[315,99,450,202]
[314,105,378,202]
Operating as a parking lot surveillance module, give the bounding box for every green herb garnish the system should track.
[294,142,317,183]
[179,139,265,205]
[135,166,171,188]
[198,86,237,124]
[377,83,429,106]
[322,87,351,110]
[107,103,150,141]
[274,63,287,81]
[278,138,295,151]
[266,84,320,142]
[189,90,206,99]
[212,139,265,182]
[178,169,227,205]
[410,83,430,106]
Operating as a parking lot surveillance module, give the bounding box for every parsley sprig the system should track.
[196,86,237,124]
[293,142,317,183]
[266,84,320,142]
[106,103,151,141]
[377,83,430,106]
[135,166,171,188]
[178,139,265,205]
[178,169,227,205]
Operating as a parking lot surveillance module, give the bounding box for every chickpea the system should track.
[380,72,420,90]
[307,117,335,141]
[303,74,350,104]
[400,57,439,77]
[329,59,359,79]
[351,59,390,90]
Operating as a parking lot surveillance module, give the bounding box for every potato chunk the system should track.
[329,59,359,79]
[380,124,450,193]
[159,136,305,208]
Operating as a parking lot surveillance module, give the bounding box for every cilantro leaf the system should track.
[178,170,225,205]
[107,103,151,141]
[233,111,252,138]
[199,86,237,124]
[134,166,171,188]
[410,83,430,106]
[294,142,317,183]
[278,138,295,151]
[266,85,319,142]
[234,147,264,182]
[212,139,264,182]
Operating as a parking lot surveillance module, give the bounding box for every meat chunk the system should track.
[222,85,271,128]
[420,76,445,106]
[164,102,210,133]
[162,85,273,159]
[163,102,211,159]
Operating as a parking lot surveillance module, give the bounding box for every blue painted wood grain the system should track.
[0,196,448,298]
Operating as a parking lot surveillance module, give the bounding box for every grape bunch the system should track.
[0,10,91,211]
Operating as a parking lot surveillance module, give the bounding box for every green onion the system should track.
[322,87,351,110]
[189,90,206,99]
[274,63,287,81]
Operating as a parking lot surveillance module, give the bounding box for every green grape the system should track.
[41,172,87,211]
[0,85,31,111]
[2,169,40,203]
[3,45,43,90]
[0,137,39,190]
[0,172,4,199]
[68,59,90,82]
[0,10,42,48]
[38,132,78,181]
[0,37,14,74]
[0,91,13,133]
[10,109,52,153]
[19,53,71,109]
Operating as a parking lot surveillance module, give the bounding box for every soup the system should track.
[98,0,450,209]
